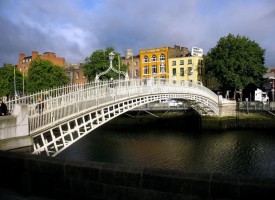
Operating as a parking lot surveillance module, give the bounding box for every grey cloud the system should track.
[0,0,275,67]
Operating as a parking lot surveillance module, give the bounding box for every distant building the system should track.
[64,63,87,84]
[139,45,189,79]
[168,56,205,84]
[121,49,140,79]
[263,67,275,101]
[17,51,65,75]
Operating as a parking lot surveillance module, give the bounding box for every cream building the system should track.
[168,56,204,84]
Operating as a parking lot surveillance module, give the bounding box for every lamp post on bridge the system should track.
[270,77,275,102]
[159,60,169,84]
[95,52,128,81]
[109,52,114,70]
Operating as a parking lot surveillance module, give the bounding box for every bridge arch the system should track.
[3,79,236,155]
[31,93,218,156]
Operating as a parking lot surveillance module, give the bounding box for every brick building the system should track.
[64,63,88,84]
[121,49,140,79]
[17,51,65,75]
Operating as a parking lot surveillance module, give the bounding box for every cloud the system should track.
[0,0,275,67]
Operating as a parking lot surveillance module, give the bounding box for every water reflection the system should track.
[58,125,275,178]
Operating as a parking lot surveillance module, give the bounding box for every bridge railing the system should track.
[4,78,219,133]
[4,82,100,114]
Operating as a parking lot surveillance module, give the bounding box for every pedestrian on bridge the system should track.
[36,97,44,114]
[109,78,114,88]
[109,78,115,96]
[0,99,7,116]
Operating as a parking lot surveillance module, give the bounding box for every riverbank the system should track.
[110,110,275,131]
[202,111,275,130]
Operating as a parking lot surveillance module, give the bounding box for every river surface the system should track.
[58,117,275,178]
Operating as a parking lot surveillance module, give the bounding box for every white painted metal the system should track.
[5,78,220,156]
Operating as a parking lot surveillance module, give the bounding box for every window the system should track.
[188,59,192,64]
[160,54,165,61]
[180,68,184,76]
[160,63,165,73]
[76,72,79,79]
[180,60,184,65]
[198,60,203,65]
[172,61,176,66]
[134,69,139,77]
[143,56,148,63]
[152,65,157,74]
[143,66,148,74]
[172,68,176,76]
[198,67,202,75]
[151,55,157,62]
[188,67,193,75]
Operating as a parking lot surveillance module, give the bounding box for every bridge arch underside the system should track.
[32,93,218,156]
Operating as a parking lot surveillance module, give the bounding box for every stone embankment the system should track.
[112,110,275,131]
[1,151,275,200]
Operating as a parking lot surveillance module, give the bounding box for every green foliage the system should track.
[205,33,266,93]
[83,47,128,81]
[0,65,23,97]
[26,58,69,93]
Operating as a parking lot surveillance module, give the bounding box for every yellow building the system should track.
[168,56,204,84]
[139,45,189,79]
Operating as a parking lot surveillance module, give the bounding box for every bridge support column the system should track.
[0,104,32,152]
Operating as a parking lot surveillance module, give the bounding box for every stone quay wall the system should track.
[1,151,275,200]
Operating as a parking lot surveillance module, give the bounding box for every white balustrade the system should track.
[4,78,219,136]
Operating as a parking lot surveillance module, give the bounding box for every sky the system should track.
[0,0,275,67]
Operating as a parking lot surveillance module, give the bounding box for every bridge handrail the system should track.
[26,79,219,134]
[4,81,99,113]
[30,79,218,114]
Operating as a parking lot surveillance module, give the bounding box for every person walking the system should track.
[36,97,44,114]
[0,99,7,116]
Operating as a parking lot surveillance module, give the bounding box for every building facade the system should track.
[121,49,140,79]
[168,56,205,84]
[64,63,88,84]
[17,51,65,75]
[139,45,189,79]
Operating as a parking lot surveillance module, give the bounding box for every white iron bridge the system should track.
[4,78,234,156]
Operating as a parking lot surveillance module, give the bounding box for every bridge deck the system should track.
[3,78,235,156]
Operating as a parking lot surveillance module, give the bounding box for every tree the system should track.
[0,65,23,98]
[26,58,69,93]
[83,47,128,81]
[205,34,266,99]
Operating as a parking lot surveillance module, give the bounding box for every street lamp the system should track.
[270,77,275,101]
[160,60,165,74]
[159,60,168,84]
[95,52,128,81]
[14,66,17,98]
[22,71,25,96]
[109,52,114,68]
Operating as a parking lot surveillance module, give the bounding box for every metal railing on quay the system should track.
[238,101,275,111]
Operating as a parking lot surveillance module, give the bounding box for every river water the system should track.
[58,115,275,178]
